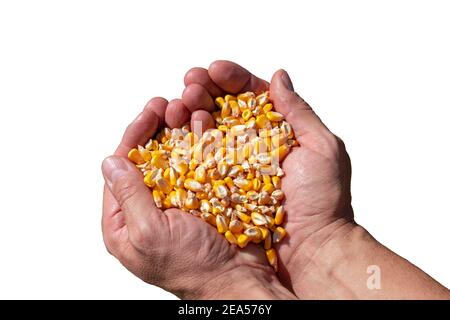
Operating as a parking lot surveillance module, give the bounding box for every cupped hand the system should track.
[101,98,296,299]
[183,61,355,295]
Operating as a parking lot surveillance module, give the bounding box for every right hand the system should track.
[183,61,355,294]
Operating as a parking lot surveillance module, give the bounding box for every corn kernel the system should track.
[224,231,237,244]
[215,97,225,108]
[184,178,204,192]
[274,206,285,225]
[272,176,281,189]
[265,248,278,271]
[262,103,273,113]
[237,234,251,248]
[216,215,228,234]
[236,211,252,223]
[152,189,163,208]
[266,111,284,122]
[273,226,287,243]
[127,148,145,164]
[229,220,244,233]
[255,114,270,129]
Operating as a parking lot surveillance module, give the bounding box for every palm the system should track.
[279,134,353,265]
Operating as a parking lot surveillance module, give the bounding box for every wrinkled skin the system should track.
[101,61,353,299]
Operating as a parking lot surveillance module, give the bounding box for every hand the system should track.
[182,61,355,295]
[101,98,296,299]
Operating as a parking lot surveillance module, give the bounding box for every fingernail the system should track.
[102,157,128,188]
[281,71,294,91]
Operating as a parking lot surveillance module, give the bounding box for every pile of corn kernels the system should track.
[127,91,296,271]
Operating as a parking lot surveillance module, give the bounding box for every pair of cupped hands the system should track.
[101,60,354,299]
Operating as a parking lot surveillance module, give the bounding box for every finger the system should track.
[114,102,164,157]
[182,83,215,113]
[144,97,168,129]
[102,156,167,247]
[270,69,327,138]
[190,110,215,135]
[184,67,223,98]
[165,99,191,128]
[208,60,269,94]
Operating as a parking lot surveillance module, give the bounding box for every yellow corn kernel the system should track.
[216,215,228,234]
[252,178,261,191]
[128,148,145,164]
[186,170,195,179]
[241,109,252,121]
[196,191,208,200]
[225,94,236,102]
[262,103,273,113]
[215,96,225,108]
[275,206,285,225]
[184,132,197,147]
[266,111,284,122]
[244,227,263,243]
[221,102,231,118]
[230,100,240,117]
[271,144,289,162]
[233,178,252,191]
[138,146,152,162]
[229,220,244,234]
[251,212,268,226]
[265,248,278,271]
[213,183,229,199]
[261,183,275,194]
[217,162,229,177]
[156,177,172,194]
[262,175,272,185]
[218,124,228,132]
[169,167,177,186]
[264,232,272,250]
[194,166,207,183]
[272,189,285,201]
[258,227,269,240]
[255,114,270,129]
[236,211,252,223]
[271,133,288,148]
[162,196,172,209]
[188,159,198,171]
[176,175,185,189]
[143,169,158,187]
[224,231,237,244]
[211,207,222,215]
[246,171,254,180]
[265,215,275,228]
[174,188,187,207]
[273,226,287,243]
[163,167,170,180]
[247,97,256,109]
[173,161,188,175]
[184,178,204,192]
[201,212,216,226]
[237,234,251,248]
[185,194,199,210]
[152,189,163,208]
[237,91,255,102]
[272,176,281,189]
[224,176,234,189]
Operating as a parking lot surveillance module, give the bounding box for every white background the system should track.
[0,0,448,299]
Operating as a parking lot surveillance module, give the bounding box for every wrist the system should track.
[179,265,297,300]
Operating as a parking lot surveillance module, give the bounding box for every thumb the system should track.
[270,69,327,138]
[102,156,164,244]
